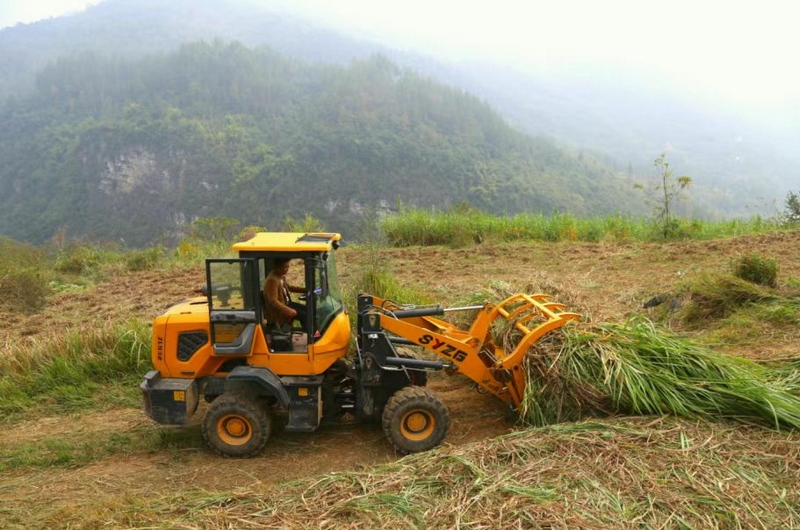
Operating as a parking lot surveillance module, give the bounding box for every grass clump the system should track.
[680,273,781,322]
[519,317,800,430]
[53,243,113,275]
[732,253,778,287]
[0,237,52,312]
[125,245,164,271]
[644,272,800,343]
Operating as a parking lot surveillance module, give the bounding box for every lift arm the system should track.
[358,294,580,409]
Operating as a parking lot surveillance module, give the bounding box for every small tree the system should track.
[784,191,800,225]
[636,154,692,239]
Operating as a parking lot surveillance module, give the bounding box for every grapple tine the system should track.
[490,293,580,369]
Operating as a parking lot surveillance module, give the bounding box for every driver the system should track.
[264,258,306,329]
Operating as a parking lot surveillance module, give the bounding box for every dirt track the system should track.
[1,231,799,522]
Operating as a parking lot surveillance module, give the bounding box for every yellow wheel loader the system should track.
[141,232,579,456]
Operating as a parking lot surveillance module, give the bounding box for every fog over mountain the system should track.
[269,0,800,215]
[0,0,797,245]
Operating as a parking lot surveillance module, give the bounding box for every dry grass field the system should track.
[1,231,799,528]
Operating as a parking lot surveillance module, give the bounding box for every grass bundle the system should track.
[519,317,800,429]
[679,273,790,322]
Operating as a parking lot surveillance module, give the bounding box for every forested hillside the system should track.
[0,41,639,245]
[0,0,800,240]
[0,0,372,101]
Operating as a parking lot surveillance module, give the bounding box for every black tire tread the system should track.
[202,392,271,458]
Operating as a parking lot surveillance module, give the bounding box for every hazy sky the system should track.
[2,0,798,107]
[0,0,102,28]
[274,0,800,108]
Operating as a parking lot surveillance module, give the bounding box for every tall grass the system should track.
[0,321,151,420]
[381,208,784,247]
[341,243,431,332]
[0,237,51,312]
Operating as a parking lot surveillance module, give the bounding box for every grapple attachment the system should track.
[463,294,581,408]
[485,294,581,368]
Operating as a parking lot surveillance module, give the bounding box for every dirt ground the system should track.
[1,231,799,523]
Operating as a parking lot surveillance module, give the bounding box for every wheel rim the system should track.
[400,409,435,441]
[217,414,252,446]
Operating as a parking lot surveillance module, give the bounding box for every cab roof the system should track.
[231,232,342,253]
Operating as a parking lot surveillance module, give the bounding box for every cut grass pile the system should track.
[678,273,800,324]
[518,317,800,430]
[30,417,799,529]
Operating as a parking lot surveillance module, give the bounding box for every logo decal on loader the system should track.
[418,334,468,362]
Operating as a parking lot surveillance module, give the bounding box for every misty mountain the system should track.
[429,61,798,216]
[0,42,640,245]
[5,0,796,204]
[0,0,376,100]
[0,0,796,246]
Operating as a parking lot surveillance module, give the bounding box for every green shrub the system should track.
[125,246,163,271]
[0,237,52,312]
[732,253,778,287]
[0,268,50,312]
[236,225,267,242]
[54,245,104,274]
[783,191,800,225]
[282,214,324,233]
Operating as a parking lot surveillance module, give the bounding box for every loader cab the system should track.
[204,232,347,370]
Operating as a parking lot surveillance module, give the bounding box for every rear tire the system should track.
[202,393,271,457]
[382,386,450,454]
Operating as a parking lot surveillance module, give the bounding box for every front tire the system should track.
[202,392,271,457]
[382,386,450,454]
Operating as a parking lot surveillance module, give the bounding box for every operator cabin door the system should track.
[205,259,261,355]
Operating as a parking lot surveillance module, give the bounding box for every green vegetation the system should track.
[731,253,778,287]
[519,318,800,429]
[0,237,50,312]
[784,190,800,224]
[0,41,639,246]
[636,153,693,239]
[680,274,787,323]
[380,207,782,247]
[0,322,150,421]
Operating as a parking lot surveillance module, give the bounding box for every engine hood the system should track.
[161,296,209,316]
